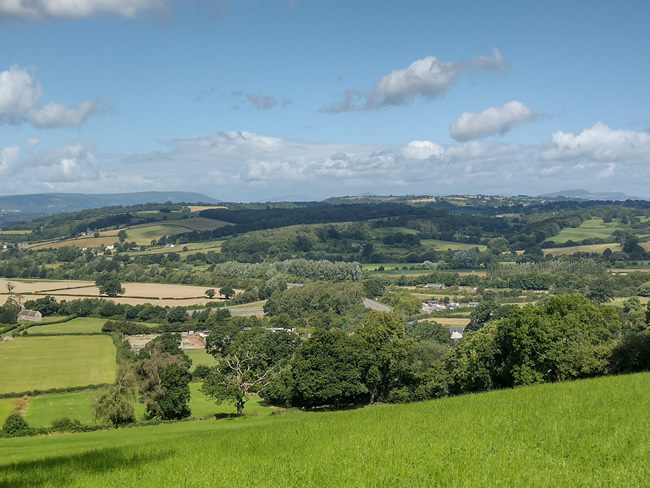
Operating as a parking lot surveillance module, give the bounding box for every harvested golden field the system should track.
[0,278,95,294]
[187,205,227,212]
[0,294,217,307]
[422,317,470,326]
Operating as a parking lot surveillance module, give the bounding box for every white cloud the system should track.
[450,100,536,141]
[28,100,98,128]
[0,65,100,128]
[2,123,649,200]
[246,93,277,110]
[541,122,650,163]
[0,146,22,179]
[0,0,166,19]
[0,65,42,124]
[322,49,506,112]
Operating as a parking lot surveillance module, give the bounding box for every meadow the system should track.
[0,336,116,394]
[28,317,107,334]
[548,218,630,244]
[184,349,217,370]
[0,372,647,487]
[2,383,271,428]
[421,239,487,251]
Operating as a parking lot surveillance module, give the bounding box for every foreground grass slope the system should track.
[0,372,648,487]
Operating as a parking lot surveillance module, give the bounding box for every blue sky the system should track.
[1,0,649,201]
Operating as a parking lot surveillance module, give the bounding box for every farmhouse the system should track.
[424,283,446,289]
[17,309,42,322]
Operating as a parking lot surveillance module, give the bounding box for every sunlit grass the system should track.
[0,373,647,487]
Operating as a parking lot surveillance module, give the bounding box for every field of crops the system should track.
[0,372,647,487]
[0,336,116,394]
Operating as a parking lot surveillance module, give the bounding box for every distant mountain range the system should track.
[0,191,220,224]
[540,189,647,201]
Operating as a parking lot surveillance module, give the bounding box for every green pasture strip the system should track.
[544,242,622,256]
[372,226,419,237]
[25,392,94,427]
[548,218,627,244]
[184,349,216,371]
[0,399,12,423]
[0,373,648,487]
[0,336,116,394]
[421,239,487,251]
[28,317,106,334]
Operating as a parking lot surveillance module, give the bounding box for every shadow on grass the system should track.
[0,446,173,488]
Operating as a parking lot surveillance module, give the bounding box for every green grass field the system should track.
[0,336,116,394]
[4,383,270,428]
[24,392,95,427]
[184,349,217,371]
[0,399,12,422]
[421,239,487,251]
[28,317,107,334]
[548,218,631,244]
[372,226,419,238]
[0,373,647,487]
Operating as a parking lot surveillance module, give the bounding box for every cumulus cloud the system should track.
[541,122,650,163]
[2,123,649,200]
[450,100,536,141]
[0,0,166,19]
[28,100,98,127]
[322,49,506,112]
[0,65,100,128]
[0,65,42,124]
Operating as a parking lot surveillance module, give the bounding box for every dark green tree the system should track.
[220,286,235,300]
[99,279,125,297]
[203,327,297,415]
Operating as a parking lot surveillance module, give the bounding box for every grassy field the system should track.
[0,372,647,487]
[544,242,623,256]
[5,383,270,428]
[28,317,106,334]
[184,349,217,371]
[24,392,95,427]
[0,336,116,394]
[0,399,12,422]
[548,218,631,244]
[421,239,487,251]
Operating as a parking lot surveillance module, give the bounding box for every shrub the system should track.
[3,414,30,436]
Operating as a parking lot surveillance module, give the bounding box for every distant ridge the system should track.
[540,189,647,201]
[0,191,220,219]
[260,195,321,203]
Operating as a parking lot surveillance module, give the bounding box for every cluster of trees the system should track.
[92,333,192,424]
[259,296,648,409]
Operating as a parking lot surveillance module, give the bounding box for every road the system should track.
[363,298,390,312]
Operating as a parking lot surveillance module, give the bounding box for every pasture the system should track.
[2,383,270,428]
[28,317,106,335]
[0,336,116,394]
[184,349,217,370]
[421,239,487,251]
[0,372,647,487]
[543,242,622,256]
[548,218,628,244]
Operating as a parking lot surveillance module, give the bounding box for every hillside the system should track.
[0,192,220,225]
[0,372,647,486]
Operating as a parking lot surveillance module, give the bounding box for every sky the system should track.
[1,0,649,202]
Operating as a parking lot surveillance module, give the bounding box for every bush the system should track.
[51,417,83,432]
[3,414,30,436]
